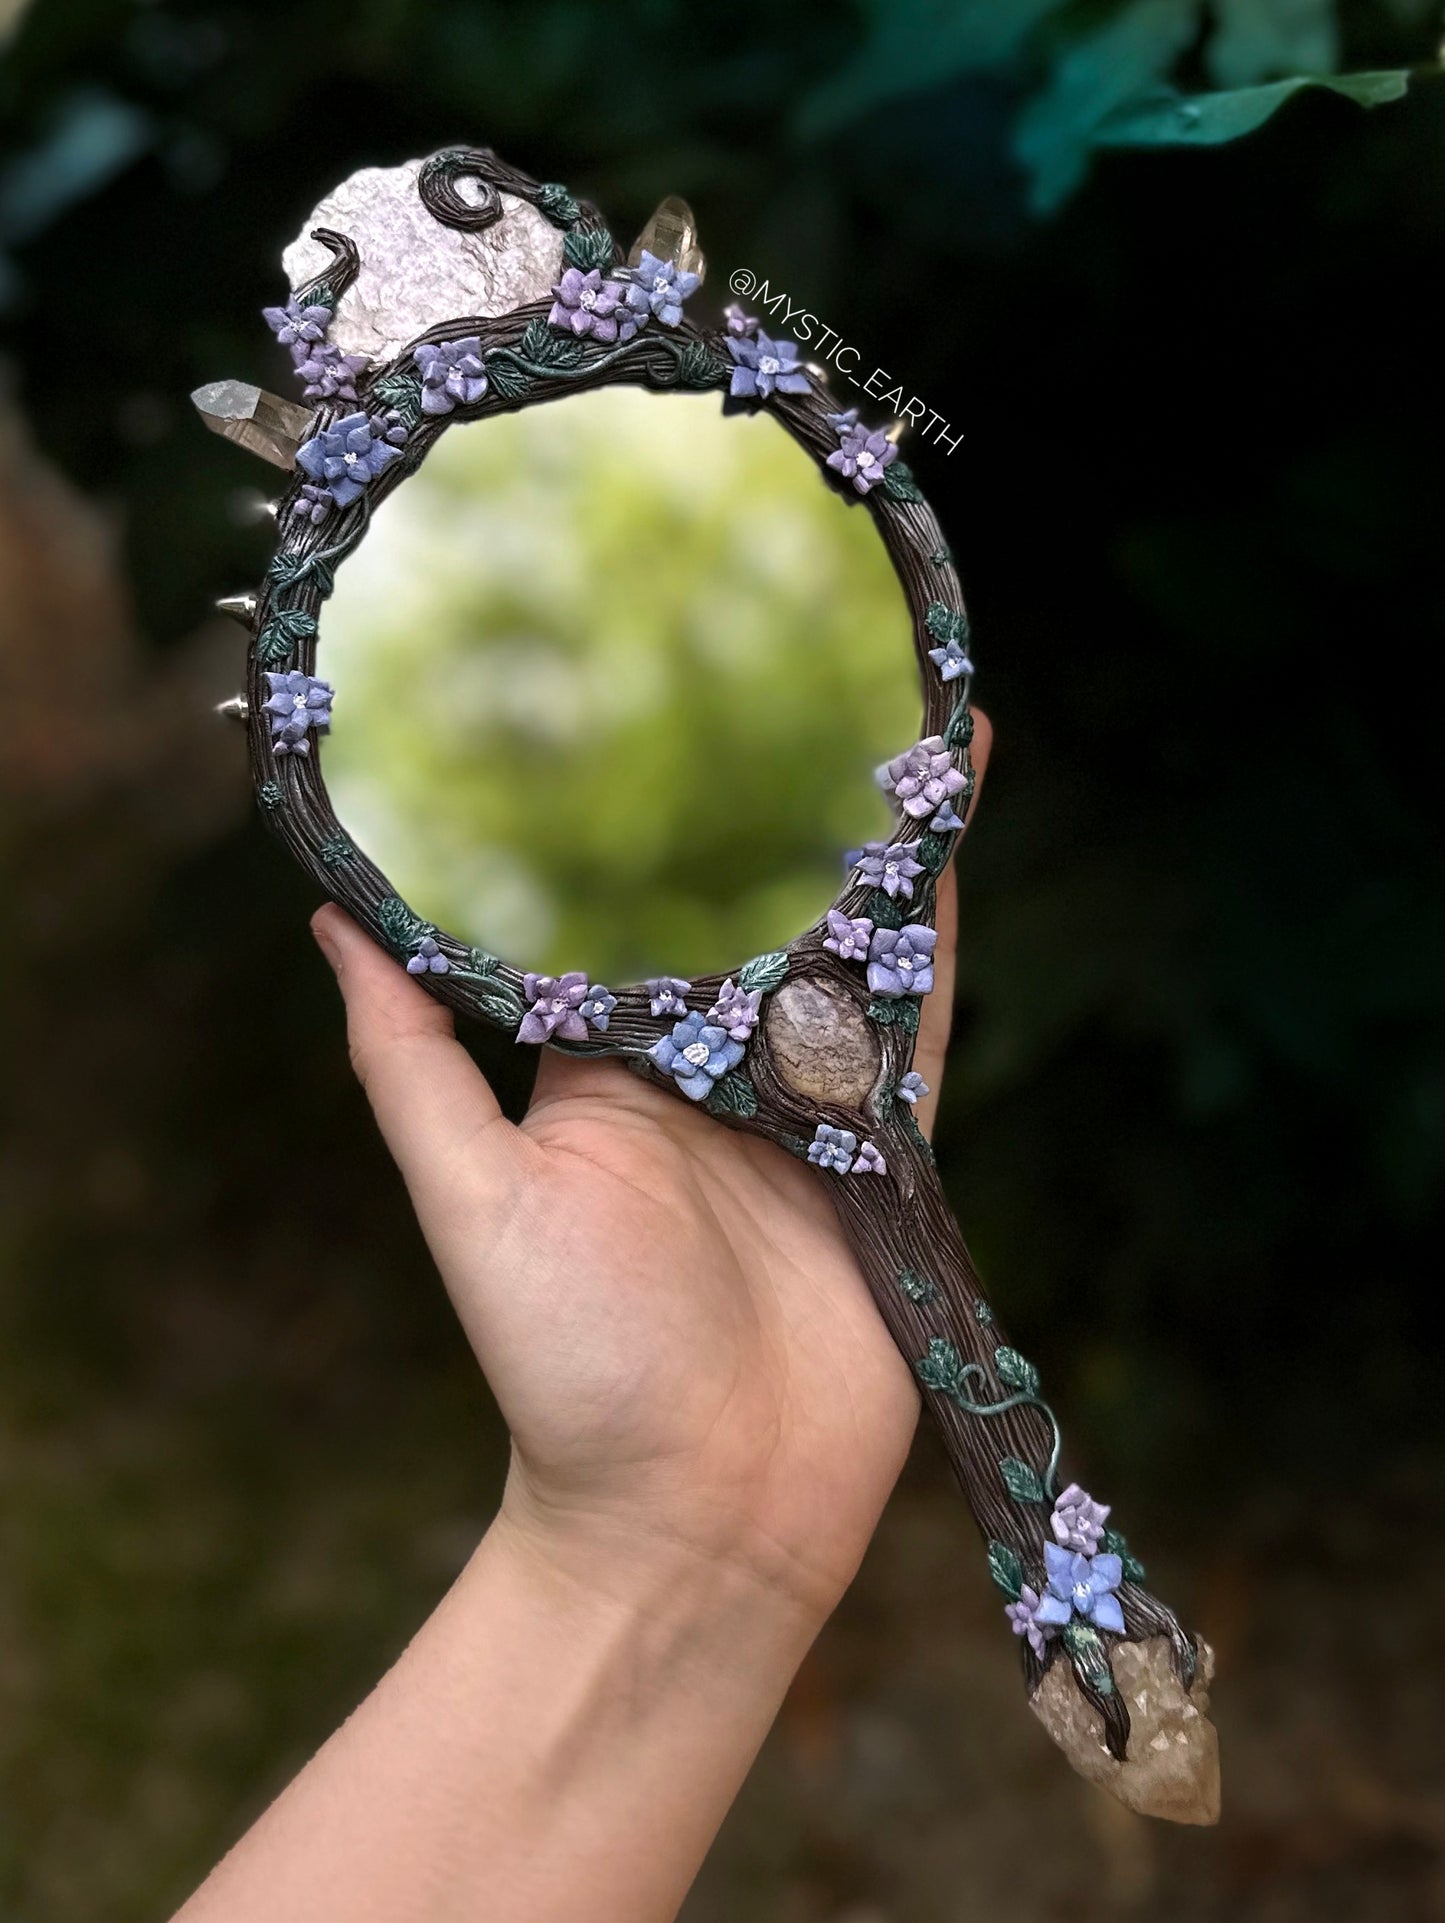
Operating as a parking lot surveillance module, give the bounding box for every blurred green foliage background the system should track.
[2,1,1444,1918]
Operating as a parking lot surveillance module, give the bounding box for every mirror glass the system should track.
[320,386,920,983]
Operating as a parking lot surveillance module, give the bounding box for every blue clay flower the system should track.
[930,799,966,833]
[866,925,937,998]
[1005,1585,1051,1658]
[414,337,489,415]
[877,735,968,821]
[1050,1483,1111,1556]
[519,972,590,1044]
[806,1123,857,1173]
[707,978,763,1042]
[580,985,618,1032]
[825,406,860,432]
[261,671,333,756]
[295,411,403,509]
[625,250,700,327]
[1035,1544,1125,1636]
[823,908,873,963]
[548,267,636,344]
[897,1070,929,1105]
[855,842,924,900]
[851,1140,887,1176]
[262,295,331,347]
[827,423,897,495]
[724,302,759,338]
[650,1009,745,1101]
[406,936,449,976]
[928,634,975,682]
[292,341,370,402]
[289,482,334,525]
[726,331,810,400]
[646,976,692,1018]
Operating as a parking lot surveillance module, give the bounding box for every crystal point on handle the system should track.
[191,381,312,469]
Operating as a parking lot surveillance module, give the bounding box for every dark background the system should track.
[2,2,1443,1917]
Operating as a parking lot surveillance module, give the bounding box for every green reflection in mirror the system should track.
[321,386,919,984]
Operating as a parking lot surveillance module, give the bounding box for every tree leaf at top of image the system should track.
[1093,68,1410,148]
[1206,0,1339,91]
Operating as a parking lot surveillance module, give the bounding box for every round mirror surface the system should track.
[321,386,919,984]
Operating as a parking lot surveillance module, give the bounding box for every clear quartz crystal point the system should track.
[190,381,313,469]
[627,195,706,285]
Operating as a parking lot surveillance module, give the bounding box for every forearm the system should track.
[174,1509,825,1923]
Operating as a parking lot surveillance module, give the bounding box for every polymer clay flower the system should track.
[261,670,332,755]
[707,978,763,1042]
[295,411,403,509]
[928,633,976,682]
[288,482,334,526]
[723,302,759,338]
[649,1010,745,1101]
[877,735,968,821]
[406,936,449,976]
[866,924,937,998]
[855,842,925,901]
[579,985,618,1033]
[807,1123,857,1173]
[414,337,489,414]
[826,424,897,495]
[262,294,330,348]
[725,331,809,400]
[825,406,860,432]
[823,909,873,963]
[930,799,966,833]
[518,972,590,1044]
[624,250,700,327]
[896,1070,929,1105]
[548,267,635,344]
[646,976,692,1018]
[851,1140,887,1176]
[291,341,370,402]
[1050,1483,1111,1556]
[845,837,886,872]
[1035,1544,1125,1635]
[1005,1584,1050,1658]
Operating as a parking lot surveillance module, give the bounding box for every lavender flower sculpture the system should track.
[823,909,874,963]
[579,986,618,1032]
[826,424,897,495]
[706,979,763,1041]
[930,800,966,833]
[877,735,969,822]
[723,302,759,337]
[928,634,976,682]
[1005,1585,1050,1658]
[725,331,810,400]
[852,1140,887,1176]
[1036,1546,1127,1636]
[548,267,635,343]
[261,671,333,756]
[518,972,591,1044]
[855,843,925,901]
[292,342,371,402]
[1051,1483,1112,1555]
[406,936,449,976]
[896,1070,929,1105]
[414,337,488,414]
[262,295,330,347]
[625,250,700,327]
[807,1123,857,1173]
[866,924,937,998]
[295,412,403,509]
[649,1010,745,1101]
[646,977,691,1018]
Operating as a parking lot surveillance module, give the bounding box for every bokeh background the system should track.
[2,2,1443,1918]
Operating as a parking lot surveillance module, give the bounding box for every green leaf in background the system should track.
[1206,0,1338,90]
[999,1454,1045,1504]
[1093,68,1411,148]
[987,1539,1025,1599]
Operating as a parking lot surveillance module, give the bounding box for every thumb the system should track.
[311,905,525,1222]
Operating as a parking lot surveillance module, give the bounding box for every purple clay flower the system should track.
[826,424,897,495]
[930,799,966,833]
[262,670,333,756]
[866,924,937,999]
[897,1070,929,1105]
[877,735,968,821]
[1035,1543,1126,1636]
[646,976,692,1018]
[723,302,759,338]
[547,267,636,344]
[807,1123,857,1173]
[579,985,618,1033]
[823,908,874,963]
[851,1140,887,1176]
[726,330,810,400]
[1005,1585,1051,1658]
[625,250,700,328]
[1050,1483,1112,1557]
[295,411,403,509]
[649,1009,745,1101]
[262,294,331,348]
[707,978,763,1042]
[855,842,925,901]
[844,837,885,872]
[291,342,370,402]
[518,971,590,1044]
[928,634,976,682]
[289,482,334,526]
[414,337,489,415]
[825,406,860,432]
[406,936,449,976]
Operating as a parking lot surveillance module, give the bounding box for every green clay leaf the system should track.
[974,1299,995,1325]
[882,459,924,503]
[944,702,975,750]
[517,316,586,369]
[999,1455,1045,1505]
[369,367,425,428]
[376,896,425,953]
[915,1337,964,1395]
[318,835,354,866]
[676,340,729,389]
[926,600,968,644]
[476,987,524,1028]
[465,948,500,979]
[896,997,921,1035]
[738,949,789,993]
[257,781,283,811]
[1101,1527,1147,1584]
[987,1539,1024,1601]
[535,181,582,226]
[1063,1619,1116,1691]
[256,607,317,667]
[706,1072,759,1119]
[868,889,906,930]
[897,1265,939,1305]
[484,357,532,401]
[562,224,615,272]
[917,832,952,876]
[994,1346,1041,1397]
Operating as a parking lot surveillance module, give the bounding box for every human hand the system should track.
[311,715,991,1633]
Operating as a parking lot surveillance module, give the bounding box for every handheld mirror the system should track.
[194,146,1219,1823]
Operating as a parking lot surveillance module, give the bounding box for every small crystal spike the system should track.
[216,593,257,624]
[627,195,705,285]
[191,380,312,469]
[215,695,250,724]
